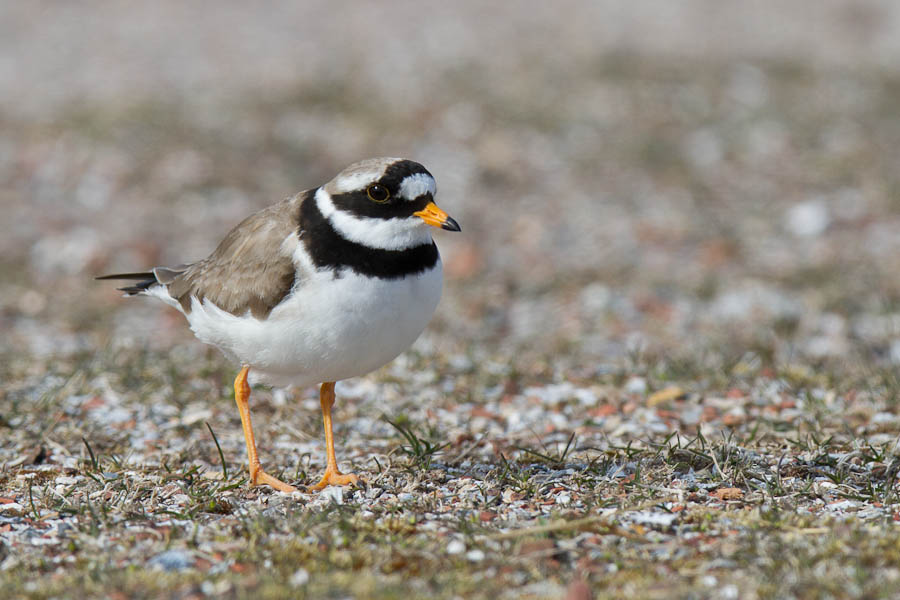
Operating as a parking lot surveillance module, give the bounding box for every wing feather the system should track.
[99,193,306,319]
[168,194,305,318]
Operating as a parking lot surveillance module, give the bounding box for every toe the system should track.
[311,470,359,490]
[253,470,298,493]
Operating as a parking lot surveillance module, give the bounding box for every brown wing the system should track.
[167,194,304,319]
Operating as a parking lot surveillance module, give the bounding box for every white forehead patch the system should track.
[399,173,436,201]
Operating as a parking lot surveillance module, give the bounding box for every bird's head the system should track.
[317,158,460,251]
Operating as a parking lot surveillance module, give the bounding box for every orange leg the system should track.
[310,382,358,490]
[233,366,297,493]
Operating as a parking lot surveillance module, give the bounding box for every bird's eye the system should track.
[366,184,390,203]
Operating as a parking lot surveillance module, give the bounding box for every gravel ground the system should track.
[4,2,900,599]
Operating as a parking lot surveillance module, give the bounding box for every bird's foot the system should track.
[310,468,359,491]
[249,466,298,493]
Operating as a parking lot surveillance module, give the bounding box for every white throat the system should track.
[315,188,434,251]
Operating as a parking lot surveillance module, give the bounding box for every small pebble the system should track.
[719,584,740,600]
[786,199,829,237]
[0,503,24,515]
[149,550,194,571]
[290,568,310,587]
[624,377,647,395]
[320,486,343,505]
[466,549,485,562]
[629,511,678,528]
[447,540,466,555]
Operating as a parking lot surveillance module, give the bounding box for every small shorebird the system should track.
[99,158,459,492]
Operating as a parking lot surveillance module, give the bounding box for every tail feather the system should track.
[95,272,156,280]
[97,265,190,296]
[96,272,158,295]
[118,280,158,295]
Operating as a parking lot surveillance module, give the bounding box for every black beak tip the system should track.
[442,216,462,232]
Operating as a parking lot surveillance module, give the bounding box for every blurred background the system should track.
[4,0,900,381]
[7,6,900,595]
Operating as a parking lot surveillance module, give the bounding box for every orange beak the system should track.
[414,201,461,231]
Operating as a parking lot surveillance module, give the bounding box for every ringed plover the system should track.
[98,157,460,493]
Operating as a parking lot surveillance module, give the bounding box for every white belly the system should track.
[180,263,443,387]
